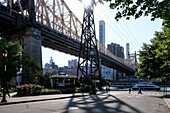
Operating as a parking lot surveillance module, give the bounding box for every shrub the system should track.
[79,85,92,92]
[17,84,44,96]
[8,87,17,93]
[41,88,61,95]
[60,88,76,94]
[75,87,81,93]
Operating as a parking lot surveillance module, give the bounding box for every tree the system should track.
[0,39,22,82]
[21,52,42,83]
[106,0,170,21]
[135,23,170,80]
[0,38,42,84]
[39,72,56,88]
[100,77,111,87]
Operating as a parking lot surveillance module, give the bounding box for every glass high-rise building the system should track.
[99,20,113,81]
[107,43,124,58]
[68,59,77,68]
[126,43,130,59]
[107,43,125,80]
[99,20,105,47]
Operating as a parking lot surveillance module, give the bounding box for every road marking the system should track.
[68,107,79,110]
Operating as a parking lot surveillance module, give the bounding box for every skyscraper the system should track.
[126,43,130,59]
[107,43,124,58]
[99,20,113,81]
[44,57,58,74]
[107,43,125,80]
[50,56,53,65]
[68,59,77,68]
[99,20,105,47]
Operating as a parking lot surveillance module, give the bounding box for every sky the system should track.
[42,0,163,68]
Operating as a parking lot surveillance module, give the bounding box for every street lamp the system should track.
[1,50,8,102]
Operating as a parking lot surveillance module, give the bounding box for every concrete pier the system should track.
[11,27,43,67]
[23,27,43,67]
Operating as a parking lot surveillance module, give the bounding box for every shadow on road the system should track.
[64,92,143,113]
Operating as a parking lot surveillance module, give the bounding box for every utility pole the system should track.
[77,0,102,94]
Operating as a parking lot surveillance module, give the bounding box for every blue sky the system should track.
[42,0,163,67]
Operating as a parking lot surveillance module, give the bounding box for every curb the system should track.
[164,97,170,108]
[163,97,170,112]
[0,94,89,106]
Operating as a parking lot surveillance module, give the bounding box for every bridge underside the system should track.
[0,5,135,75]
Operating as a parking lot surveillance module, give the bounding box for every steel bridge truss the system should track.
[0,0,82,41]
[0,0,136,72]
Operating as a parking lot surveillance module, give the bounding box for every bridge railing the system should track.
[0,0,135,70]
[97,41,135,69]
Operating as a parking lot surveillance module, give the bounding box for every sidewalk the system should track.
[0,92,94,106]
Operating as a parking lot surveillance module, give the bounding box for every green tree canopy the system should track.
[21,52,42,83]
[135,22,170,80]
[39,72,57,88]
[100,77,111,87]
[0,39,22,82]
[106,0,170,21]
[0,38,42,83]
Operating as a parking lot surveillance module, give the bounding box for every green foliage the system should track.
[17,84,44,96]
[106,0,170,21]
[60,88,76,94]
[41,88,61,94]
[100,77,111,87]
[21,52,42,83]
[8,87,17,93]
[81,84,92,92]
[0,38,42,84]
[75,87,82,93]
[135,23,170,80]
[0,39,22,82]
[41,88,78,94]
[39,72,56,88]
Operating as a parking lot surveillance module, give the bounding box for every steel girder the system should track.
[0,0,136,75]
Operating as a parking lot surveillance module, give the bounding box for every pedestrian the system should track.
[129,88,131,94]
[106,87,108,93]
[138,87,142,94]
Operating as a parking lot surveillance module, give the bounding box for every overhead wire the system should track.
[103,1,141,47]
[95,5,139,51]
[94,9,127,45]
[69,0,140,53]
[102,4,140,50]
[94,13,125,45]
[122,20,141,46]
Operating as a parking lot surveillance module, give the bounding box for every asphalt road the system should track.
[0,91,168,113]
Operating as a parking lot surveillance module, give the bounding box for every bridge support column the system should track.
[23,27,43,67]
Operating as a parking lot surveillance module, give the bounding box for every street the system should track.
[0,91,168,113]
